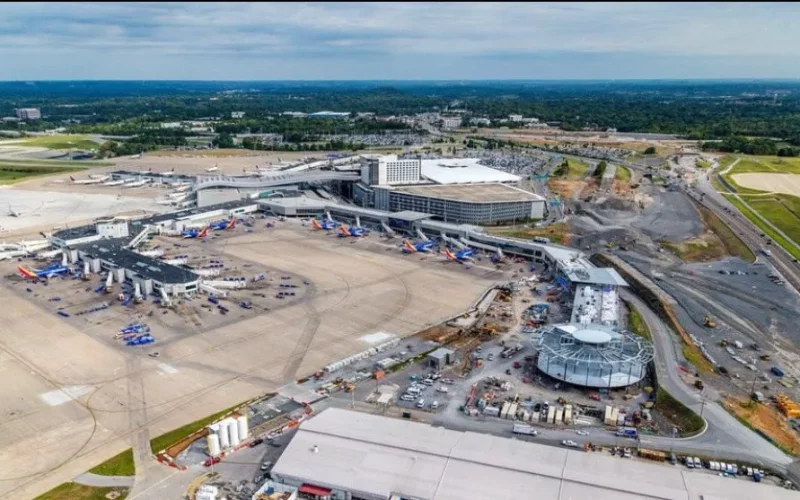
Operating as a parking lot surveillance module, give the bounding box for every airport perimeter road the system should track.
[686,175,800,294]
[622,291,794,473]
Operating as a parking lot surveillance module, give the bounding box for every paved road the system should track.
[687,163,800,295]
[622,290,794,473]
[73,472,135,488]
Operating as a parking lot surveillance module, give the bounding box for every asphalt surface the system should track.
[688,164,800,295]
[621,290,795,474]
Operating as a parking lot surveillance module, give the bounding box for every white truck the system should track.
[513,424,538,436]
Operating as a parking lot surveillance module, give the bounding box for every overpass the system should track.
[192,171,360,192]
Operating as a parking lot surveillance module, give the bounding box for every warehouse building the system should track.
[374,183,545,224]
[271,408,791,500]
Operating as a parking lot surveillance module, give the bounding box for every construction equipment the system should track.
[719,339,729,347]
[694,379,704,390]
[704,316,717,328]
[557,396,567,405]
[776,394,800,418]
[760,354,772,361]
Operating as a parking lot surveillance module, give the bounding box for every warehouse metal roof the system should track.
[75,241,199,284]
[271,408,796,500]
[420,158,521,185]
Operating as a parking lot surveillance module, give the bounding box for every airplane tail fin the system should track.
[312,220,322,229]
[445,249,457,261]
[403,240,416,252]
[17,265,37,279]
[198,228,209,238]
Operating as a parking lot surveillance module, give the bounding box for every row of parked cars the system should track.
[399,373,455,409]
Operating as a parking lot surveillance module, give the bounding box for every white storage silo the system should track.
[207,433,221,457]
[237,414,248,441]
[228,419,240,447]
[218,420,230,449]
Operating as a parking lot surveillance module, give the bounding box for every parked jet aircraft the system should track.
[102,179,126,187]
[444,247,475,263]
[206,164,219,173]
[210,218,236,231]
[403,239,435,253]
[70,175,108,185]
[18,263,70,279]
[182,227,209,239]
[311,219,336,230]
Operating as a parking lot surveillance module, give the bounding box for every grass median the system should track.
[150,404,242,455]
[88,448,135,477]
[654,388,705,437]
[723,193,800,261]
[34,483,127,500]
[0,164,87,184]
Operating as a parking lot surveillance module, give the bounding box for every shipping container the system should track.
[610,407,620,426]
[604,406,614,426]
[483,406,500,417]
[564,405,573,425]
[555,407,564,425]
[531,411,540,423]
[507,403,519,420]
[500,402,511,419]
[547,405,556,424]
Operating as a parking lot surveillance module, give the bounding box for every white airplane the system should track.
[171,184,191,192]
[69,175,108,185]
[206,164,219,173]
[161,168,177,177]
[168,191,189,200]
[156,198,174,205]
[123,179,150,188]
[102,179,126,187]
[89,173,110,180]
[131,153,143,159]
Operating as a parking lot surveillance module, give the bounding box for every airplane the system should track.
[210,218,236,231]
[69,175,108,185]
[342,225,367,237]
[172,184,192,193]
[18,263,70,279]
[123,179,150,188]
[444,247,475,263]
[206,164,219,173]
[102,179,126,187]
[7,204,21,218]
[403,239,435,253]
[311,219,336,230]
[161,168,177,177]
[182,227,210,239]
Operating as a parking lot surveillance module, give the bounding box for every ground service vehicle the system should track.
[616,427,638,439]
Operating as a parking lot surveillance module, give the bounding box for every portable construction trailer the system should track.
[564,404,573,425]
[555,407,564,425]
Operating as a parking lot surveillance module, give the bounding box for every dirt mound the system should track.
[595,197,636,211]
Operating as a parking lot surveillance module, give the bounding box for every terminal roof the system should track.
[272,408,792,500]
[75,241,199,284]
[420,158,521,185]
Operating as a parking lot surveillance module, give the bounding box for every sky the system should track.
[1,2,798,80]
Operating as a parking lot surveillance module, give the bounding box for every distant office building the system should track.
[441,116,462,129]
[509,114,523,122]
[361,154,422,186]
[231,111,245,119]
[15,108,41,120]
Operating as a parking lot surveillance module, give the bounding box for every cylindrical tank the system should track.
[218,420,230,449]
[207,433,221,457]
[229,419,240,447]
[237,414,248,441]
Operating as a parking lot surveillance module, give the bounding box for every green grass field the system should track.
[88,448,135,477]
[488,222,570,245]
[626,306,651,340]
[34,483,127,500]
[9,135,101,151]
[723,194,800,261]
[0,163,87,185]
[615,165,631,181]
[654,388,705,437]
[747,195,800,246]
[150,404,241,454]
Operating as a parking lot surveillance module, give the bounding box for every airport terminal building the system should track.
[355,155,546,224]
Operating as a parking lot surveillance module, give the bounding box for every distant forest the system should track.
[3,80,800,149]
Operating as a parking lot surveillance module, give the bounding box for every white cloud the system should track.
[0,2,797,79]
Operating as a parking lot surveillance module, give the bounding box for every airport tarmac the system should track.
[0,223,499,499]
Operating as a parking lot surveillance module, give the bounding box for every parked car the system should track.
[204,456,221,467]
[561,440,579,448]
[431,401,439,410]
[249,438,264,448]
[260,460,273,471]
